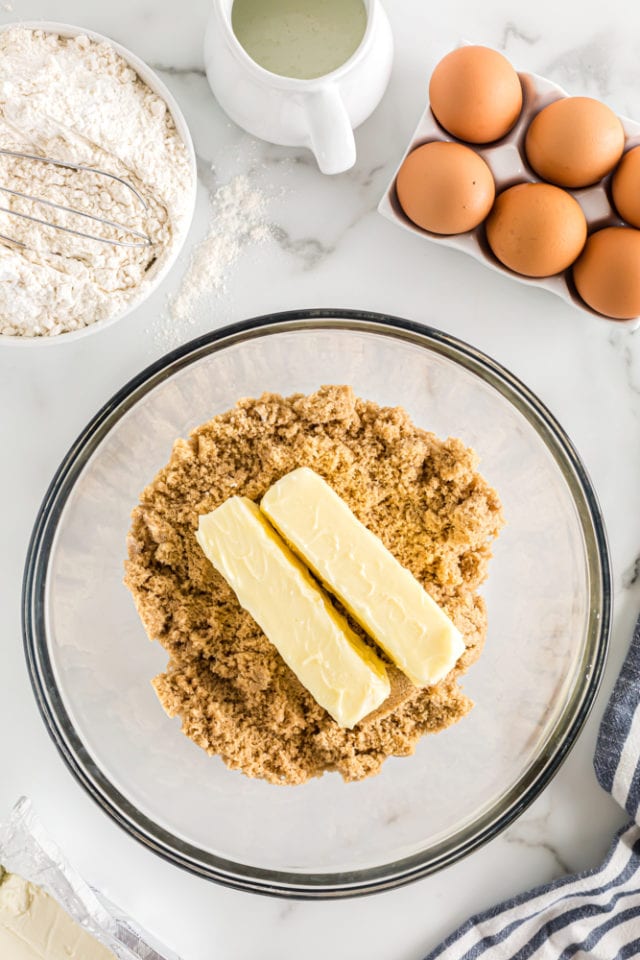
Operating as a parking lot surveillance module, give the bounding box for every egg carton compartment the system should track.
[379,70,640,329]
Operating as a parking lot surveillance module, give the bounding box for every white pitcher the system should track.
[204,0,393,175]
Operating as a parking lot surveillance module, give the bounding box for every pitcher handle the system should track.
[305,86,356,175]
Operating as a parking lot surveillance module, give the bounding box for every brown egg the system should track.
[525,97,625,188]
[486,182,587,277]
[429,46,523,144]
[612,146,640,228]
[395,141,495,235]
[573,227,640,319]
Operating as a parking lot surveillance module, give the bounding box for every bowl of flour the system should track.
[0,22,197,344]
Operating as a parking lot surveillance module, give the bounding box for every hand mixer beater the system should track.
[0,148,152,250]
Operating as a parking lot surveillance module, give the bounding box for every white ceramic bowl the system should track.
[0,21,197,347]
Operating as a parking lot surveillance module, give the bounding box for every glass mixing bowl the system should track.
[23,310,611,897]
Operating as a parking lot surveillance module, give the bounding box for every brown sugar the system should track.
[124,385,503,784]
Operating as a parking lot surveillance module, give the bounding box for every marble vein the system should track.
[499,23,541,50]
[269,224,336,270]
[504,810,572,877]
[195,153,218,193]
[622,339,640,398]
[542,38,614,97]
[504,831,572,877]
[607,330,640,431]
[150,63,206,77]
[623,555,640,589]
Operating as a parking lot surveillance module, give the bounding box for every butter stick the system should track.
[0,871,116,960]
[196,497,390,728]
[261,468,465,687]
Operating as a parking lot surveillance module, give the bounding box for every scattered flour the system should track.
[157,171,269,348]
[0,28,193,339]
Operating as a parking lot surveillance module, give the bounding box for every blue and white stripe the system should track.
[595,618,640,823]
[426,617,640,960]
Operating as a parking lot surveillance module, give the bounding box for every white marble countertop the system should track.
[1,0,640,957]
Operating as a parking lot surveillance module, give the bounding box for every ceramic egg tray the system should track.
[378,71,640,329]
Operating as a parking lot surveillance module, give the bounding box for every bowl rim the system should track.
[0,20,197,347]
[22,309,612,898]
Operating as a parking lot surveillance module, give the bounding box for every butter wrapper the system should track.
[0,797,181,960]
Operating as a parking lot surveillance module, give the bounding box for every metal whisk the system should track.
[0,149,152,250]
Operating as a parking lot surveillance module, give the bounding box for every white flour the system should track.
[172,174,269,320]
[0,28,193,338]
[160,172,269,347]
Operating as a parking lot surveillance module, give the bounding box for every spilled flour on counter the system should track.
[167,172,269,333]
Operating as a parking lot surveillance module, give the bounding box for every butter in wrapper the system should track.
[0,797,182,960]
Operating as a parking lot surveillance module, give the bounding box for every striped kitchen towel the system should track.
[426,616,640,960]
